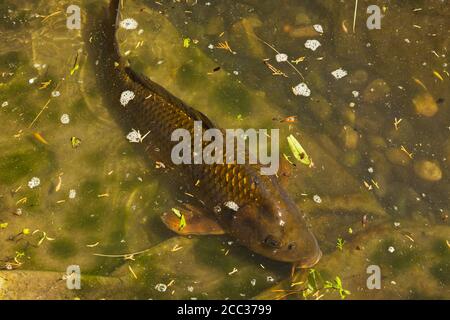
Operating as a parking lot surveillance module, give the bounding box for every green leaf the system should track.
[183,38,191,48]
[287,134,311,166]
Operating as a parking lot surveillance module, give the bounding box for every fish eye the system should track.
[287,242,296,251]
[263,235,282,248]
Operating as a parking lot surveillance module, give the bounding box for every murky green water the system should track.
[0,0,449,299]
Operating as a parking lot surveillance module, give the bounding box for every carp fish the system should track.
[87,0,321,267]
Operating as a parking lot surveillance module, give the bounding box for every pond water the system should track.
[0,0,449,299]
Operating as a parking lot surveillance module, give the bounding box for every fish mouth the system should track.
[296,248,322,269]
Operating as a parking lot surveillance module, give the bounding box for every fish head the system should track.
[229,180,321,267]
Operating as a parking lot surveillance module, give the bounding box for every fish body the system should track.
[87,0,321,266]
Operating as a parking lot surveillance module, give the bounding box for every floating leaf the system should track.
[171,208,186,231]
[71,136,81,148]
[287,134,311,166]
[183,38,191,48]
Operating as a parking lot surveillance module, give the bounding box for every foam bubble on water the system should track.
[292,82,311,97]
[313,194,322,204]
[155,283,167,292]
[60,114,70,124]
[120,90,135,106]
[331,68,348,79]
[120,18,138,30]
[51,90,61,97]
[304,39,321,51]
[28,177,40,189]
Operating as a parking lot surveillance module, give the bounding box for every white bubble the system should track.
[331,68,348,79]
[1,101,8,108]
[352,90,360,98]
[69,189,77,199]
[304,39,321,51]
[275,53,288,62]
[313,194,322,204]
[313,24,324,33]
[224,201,239,212]
[51,90,61,97]
[120,18,138,30]
[60,114,70,124]
[154,283,167,292]
[292,82,311,97]
[388,246,395,253]
[28,177,41,189]
[120,90,135,106]
[29,77,37,84]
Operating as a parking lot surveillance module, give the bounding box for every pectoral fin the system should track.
[161,204,225,236]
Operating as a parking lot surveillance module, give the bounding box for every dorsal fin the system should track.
[124,66,216,129]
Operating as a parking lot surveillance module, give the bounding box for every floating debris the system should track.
[28,177,40,189]
[60,114,70,124]
[394,117,402,130]
[183,37,191,48]
[292,82,311,97]
[33,132,49,145]
[304,39,321,51]
[171,208,186,231]
[287,134,312,166]
[120,90,135,106]
[291,56,305,64]
[71,136,81,148]
[263,60,288,77]
[228,268,238,275]
[331,68,348,79]
[336,238,345,251]
[120,18,138,30]
[215,41,235,54]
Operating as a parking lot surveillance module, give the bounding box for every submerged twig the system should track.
[252,34,305,80]
[353,0,358,33]
[93,248,153,260]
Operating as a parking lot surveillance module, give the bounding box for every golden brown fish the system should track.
[86,0,321,267]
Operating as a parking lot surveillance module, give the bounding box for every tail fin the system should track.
[109,0,121,26]
[108,0,121,58]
